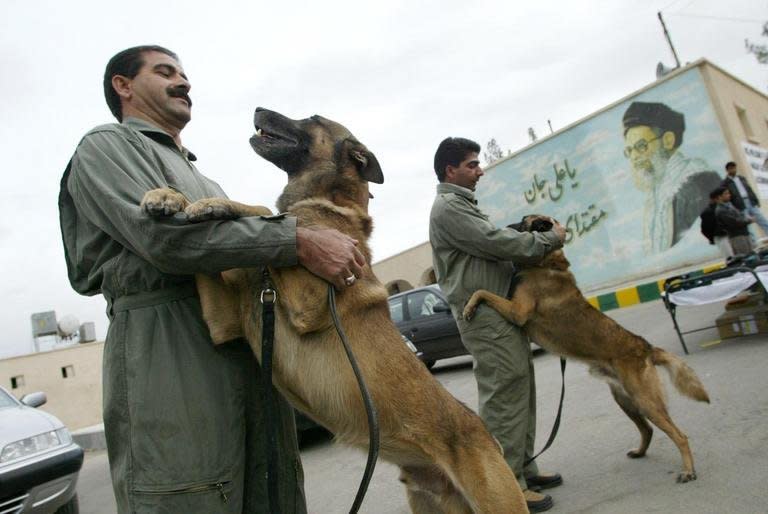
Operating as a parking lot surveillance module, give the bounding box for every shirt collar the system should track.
[123,117,197,161]
[437,182,477,203]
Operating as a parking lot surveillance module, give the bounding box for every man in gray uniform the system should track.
[59,46,365,514]
[429,137,566,513]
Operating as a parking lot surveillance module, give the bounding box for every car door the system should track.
[400,289,457,359]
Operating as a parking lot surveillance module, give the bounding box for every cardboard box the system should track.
[715,305,768,339]
[724,291,765,311]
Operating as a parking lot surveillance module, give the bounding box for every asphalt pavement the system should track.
[77,298,768,513]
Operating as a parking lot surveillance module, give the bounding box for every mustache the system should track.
[167,87,192,107]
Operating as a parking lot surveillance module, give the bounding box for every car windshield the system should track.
[0,388,18,409]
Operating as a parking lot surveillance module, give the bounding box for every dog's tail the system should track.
[651,348,710,403]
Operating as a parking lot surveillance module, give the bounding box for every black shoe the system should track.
[524,490,553,513]
[526,472,563,490]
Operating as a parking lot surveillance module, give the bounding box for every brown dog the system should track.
[141,108,528,513]
[462,216,710,484]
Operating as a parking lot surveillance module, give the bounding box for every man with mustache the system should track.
[59,45,365,514]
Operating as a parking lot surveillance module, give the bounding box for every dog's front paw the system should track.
[141,188,189,216]
[463,301,478,321]
[185,198,241,222]
[676,471,697,483]
[626,449,646,459]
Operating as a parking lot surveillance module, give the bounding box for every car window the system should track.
[388,296,404,323]
[0,388,17,408]
[407,290,440,320]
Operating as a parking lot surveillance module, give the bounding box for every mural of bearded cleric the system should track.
[622,101,721,254]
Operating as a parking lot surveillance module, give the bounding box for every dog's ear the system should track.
[507,215,530,232]
[350,147,384,184]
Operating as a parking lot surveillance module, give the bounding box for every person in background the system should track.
[713,186,754,256]
[700,189,733,258]
[722,160,768,241]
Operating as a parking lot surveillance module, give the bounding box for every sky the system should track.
[0,0,765,358]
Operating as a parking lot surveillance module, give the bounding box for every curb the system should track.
[585,263,725,312]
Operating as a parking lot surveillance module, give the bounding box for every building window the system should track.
[10,376,24,389]
[735,105,755,142]
[61,365,75,379]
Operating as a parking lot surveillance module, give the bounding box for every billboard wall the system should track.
[742,141,768,199]
[477,67,732,291]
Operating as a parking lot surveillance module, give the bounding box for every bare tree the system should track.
[746,21,768,65]
[483,138,506,166]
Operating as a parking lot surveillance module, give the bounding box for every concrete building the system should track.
[373,242,433,294]
[0,342,104,431]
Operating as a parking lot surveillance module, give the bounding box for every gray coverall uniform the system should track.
[429,182,562,491]
[59,117,307,514]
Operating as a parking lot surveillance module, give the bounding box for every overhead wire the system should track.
[658,0,689,13]
[666,13,764,25]
[673,0,698,13]
[660,0,762,26]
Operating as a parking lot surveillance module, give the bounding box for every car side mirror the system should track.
[432,300,450,313]
[20,392,47,408]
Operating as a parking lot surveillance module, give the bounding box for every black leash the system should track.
[259,271,380,514]
[260,270,282,514]
[525,357,566,466]
[327,285,380,514]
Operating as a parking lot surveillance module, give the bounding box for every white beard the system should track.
[639,151,689,254]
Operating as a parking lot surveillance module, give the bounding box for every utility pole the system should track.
[657,11,681,68]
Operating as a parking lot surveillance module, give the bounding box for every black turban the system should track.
[622,101,685,148]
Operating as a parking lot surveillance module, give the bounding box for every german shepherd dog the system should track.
[141,108,528,513]
[462,216,710,484]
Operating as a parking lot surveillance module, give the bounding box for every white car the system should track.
[0,386,83,513]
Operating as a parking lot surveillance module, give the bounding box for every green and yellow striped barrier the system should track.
[585,263,726,312]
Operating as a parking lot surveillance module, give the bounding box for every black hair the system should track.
[433,137,481,182]
[725,161,737,170]
[622,101,685,149]
[710,186,727,199]
[103,45,179,121]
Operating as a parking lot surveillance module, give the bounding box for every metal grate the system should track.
[0,493,28,514]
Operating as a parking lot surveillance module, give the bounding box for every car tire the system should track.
[423,360,436,370]
[55,495,79,514]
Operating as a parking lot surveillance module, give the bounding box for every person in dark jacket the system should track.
[722,161,768,238]
[713,186,754,255]
[700,189,732,258]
